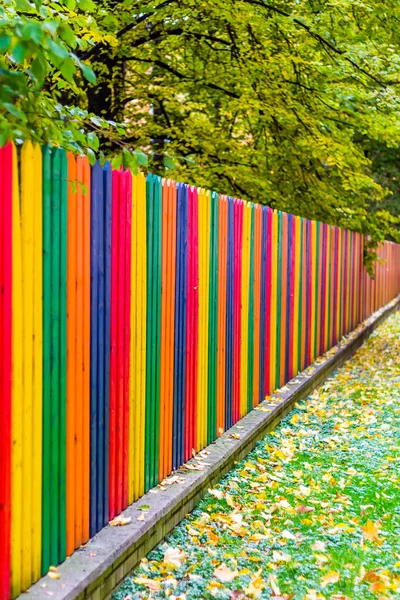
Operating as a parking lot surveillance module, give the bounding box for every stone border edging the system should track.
[25,295,400,600]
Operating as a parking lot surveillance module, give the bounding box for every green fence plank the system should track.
[41,145,51,575]
[207,191,218,443]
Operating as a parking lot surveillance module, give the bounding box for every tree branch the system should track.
[243,0,398,88]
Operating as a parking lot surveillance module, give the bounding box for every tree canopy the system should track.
[2,0,400,246]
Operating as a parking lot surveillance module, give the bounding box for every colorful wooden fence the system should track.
[1,141,400,598]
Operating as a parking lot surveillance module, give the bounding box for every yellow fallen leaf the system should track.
[133,577,161,592]
[225,493,235,507]
[109,515,131,526]
[321,571,340,586]
[213,564,238,582]
[163,547,186,569]
[47,571,61,580]
[49,566,58,572]
[370,581,386,593]
[137,513,145,521]
[362,520,380,542]
[314,554,329,564]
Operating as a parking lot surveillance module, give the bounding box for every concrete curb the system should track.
[26,295,400,600]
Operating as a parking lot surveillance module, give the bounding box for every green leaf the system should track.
[87,131,99,151]
[12,41,29,64]
[0,126,10,147]
[31,56,48,82]
[58,24,77,49]
[122,147,132,170]
[86,147,96,166]
[90,115,103,127]
[22,23,44,44]
[4,102,26,121]
[78,0,96,11]
[59,57,76,83]
[134,148,148,167]
[164,155,175,169]
[15,0,33,11]
[80,62,96,84]
[0,35,11,52]
[47,39,69,60]
[111,154,122,170]
[43,21,59,37]
[65,0,76,9]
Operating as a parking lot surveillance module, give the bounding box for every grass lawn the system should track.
[113,311,400,600]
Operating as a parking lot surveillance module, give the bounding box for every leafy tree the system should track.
[83,0,400,244]
[2,0,400,248]
[0,0,144,170]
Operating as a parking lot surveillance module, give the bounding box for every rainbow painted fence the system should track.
[1,141,400,598]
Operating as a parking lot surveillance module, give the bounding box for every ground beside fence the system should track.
[114,309,400,600]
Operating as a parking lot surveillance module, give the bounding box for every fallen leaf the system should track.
[321,571,340,586]
[225,493,235,507]
[362,520,380,542]
[213,564,239,582]
[369,581,386,593]
[163,547,186,569]
[47,572,60,580]
[363,570,380,583]
[281,529,296,540]
[209,488,224,500]
[272,550,291,563]
[296,505,314,514]
[109,515,131,526]
[312,540,327,552]
[133,577,161,592]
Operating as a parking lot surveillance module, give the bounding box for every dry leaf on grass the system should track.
[133,577,161,592]
[163,547,186,569]
[321,571,340,586]
[213,564,239,582]
[361,520,380,542]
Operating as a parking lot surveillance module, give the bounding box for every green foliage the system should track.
[0,0,128,159]
[86,0,400,245]
[3,0,400,248]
